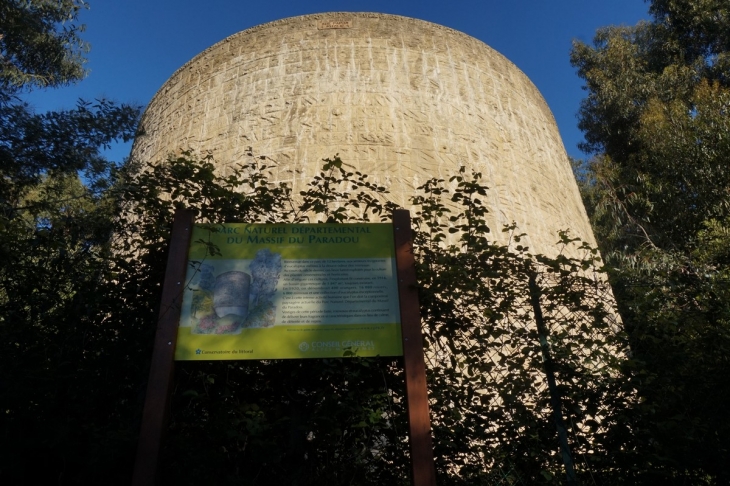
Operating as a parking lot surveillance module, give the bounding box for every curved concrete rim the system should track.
[141,11,556,128]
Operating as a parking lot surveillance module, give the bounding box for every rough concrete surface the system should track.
[132,12,596,257]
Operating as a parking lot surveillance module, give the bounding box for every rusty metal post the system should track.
[393,209,437,486]
[132,209,194,486]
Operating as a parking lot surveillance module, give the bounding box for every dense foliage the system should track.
[0,2,140,482]
[1,145,628,484]
[571,0,730,482]
[0,0,89,95]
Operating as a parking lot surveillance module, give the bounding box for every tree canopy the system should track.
[0,0,89,96]
[0,4,141,481]
[571,0,729,255]
[571,0,730,482]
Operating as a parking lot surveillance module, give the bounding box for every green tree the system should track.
[571,0,729,255]
[571,0,730,482]
[0,0,89,95]
[0,3,141,482]
[0,0,140,324]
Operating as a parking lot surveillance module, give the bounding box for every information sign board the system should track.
[175,223,403,360]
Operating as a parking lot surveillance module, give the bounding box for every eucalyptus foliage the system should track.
[0,0,89,94]
[571,0,730,482]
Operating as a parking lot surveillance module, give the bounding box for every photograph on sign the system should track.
[176,223,403,360]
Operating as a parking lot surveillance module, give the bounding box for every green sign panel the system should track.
[176,223,403,360]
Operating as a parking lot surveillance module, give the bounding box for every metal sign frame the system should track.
[132,209,436,486]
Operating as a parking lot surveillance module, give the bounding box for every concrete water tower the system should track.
[131,12,595,256]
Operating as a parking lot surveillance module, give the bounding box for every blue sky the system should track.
[25,0,651,161]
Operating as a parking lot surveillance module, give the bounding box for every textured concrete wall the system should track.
[132,12,596,257]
